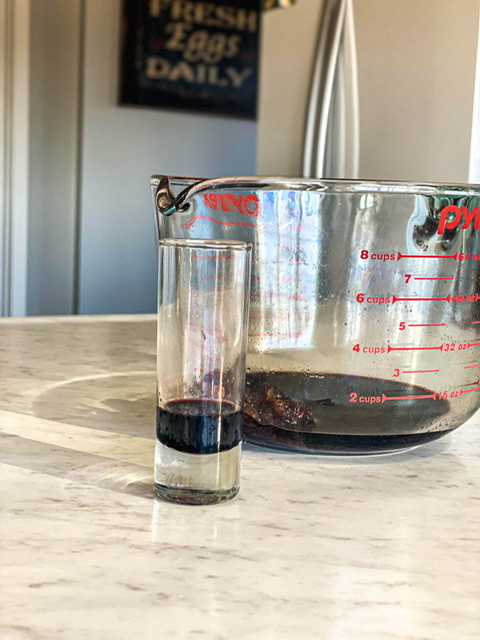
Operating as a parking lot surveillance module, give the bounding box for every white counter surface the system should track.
[1,315,479,640]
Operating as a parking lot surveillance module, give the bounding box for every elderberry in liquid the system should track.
[243,372,459,455]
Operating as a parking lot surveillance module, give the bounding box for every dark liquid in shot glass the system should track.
[156,398,242,455]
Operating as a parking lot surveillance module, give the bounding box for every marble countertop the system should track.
[1,315,480,640]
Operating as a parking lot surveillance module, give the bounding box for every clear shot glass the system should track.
[154,238,252,505]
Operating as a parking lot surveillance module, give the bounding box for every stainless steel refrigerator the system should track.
[257,0,480,184]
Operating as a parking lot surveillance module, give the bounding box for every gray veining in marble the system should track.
[1,315,480,640]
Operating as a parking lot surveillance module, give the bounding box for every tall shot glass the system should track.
[154,238,252,505]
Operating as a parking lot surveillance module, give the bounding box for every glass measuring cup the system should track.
[151,176,480,454]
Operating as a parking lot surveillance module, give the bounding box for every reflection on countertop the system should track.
[1,315,479,640]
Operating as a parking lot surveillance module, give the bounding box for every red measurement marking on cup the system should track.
[389,342,480,353]
[460,386,480,395]
[388,342,480,355]
[464,363,480,369]
[472,320,480,324]
[413,276,454,281]
[401,369,440,374]
[392,293,479,304]
[392,295,452,303]
[397,251,458,260]
[408,323,447,327]
[382,391,437,402]
[387,344,443,353]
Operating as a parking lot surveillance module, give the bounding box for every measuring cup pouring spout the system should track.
[150,174,480,455]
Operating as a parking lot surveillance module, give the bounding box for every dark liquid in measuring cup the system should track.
[156,399,242,455]
[243,372,454,454]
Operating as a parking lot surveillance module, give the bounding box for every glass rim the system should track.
[159,238,252,252]
[152,175,480,217]
[152,174,480,199]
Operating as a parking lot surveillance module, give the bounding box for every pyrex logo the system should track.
[438,205,480,234]
[202,193,260,217]
[181,192,261,229]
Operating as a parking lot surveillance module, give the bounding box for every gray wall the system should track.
[257,0,480,182]
[354,0,479,183]
[78,0,257,314]
[256,0,323,176]
[27,0,257,316]
[27,0,81,315]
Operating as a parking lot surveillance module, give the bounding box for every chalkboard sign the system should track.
[120,0,261,119]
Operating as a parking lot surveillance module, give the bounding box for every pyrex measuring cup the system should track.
[151,175,480,454]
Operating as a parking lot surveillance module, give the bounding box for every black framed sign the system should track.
[120,0,261,119]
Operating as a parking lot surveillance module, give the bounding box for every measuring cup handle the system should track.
[154,175,180,217]
[153,175,241,217]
